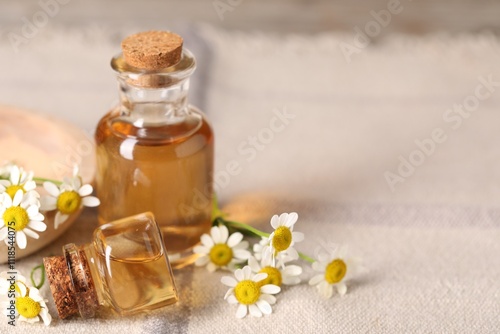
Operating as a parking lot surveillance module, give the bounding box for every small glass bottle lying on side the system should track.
[43,212,178,319]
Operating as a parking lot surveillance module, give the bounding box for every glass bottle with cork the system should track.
[94,31,214,268]
[43,212,178,319]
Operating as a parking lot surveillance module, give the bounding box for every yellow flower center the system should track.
[209,243,233,266]
[15,296,41,319]
[5,185,24,199]
[325,259,347,284]
[56,190,81,215]
[234,280,261,305]
[257,266,282,287]
[272,226,292,252]
[3,206,29,231]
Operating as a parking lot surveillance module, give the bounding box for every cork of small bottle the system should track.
[43,250,98,319]
[120,31,183,87]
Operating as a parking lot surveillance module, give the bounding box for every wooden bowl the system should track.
[0,105,95,263]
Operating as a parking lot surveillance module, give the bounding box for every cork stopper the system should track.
[43,247,99,319]
[121,31,183,70]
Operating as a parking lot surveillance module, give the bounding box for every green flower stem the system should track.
[217,218,270,238]
[299,252,316,263]
[33,177,62,186]
[30,264,45,289]
[215,216,316,264]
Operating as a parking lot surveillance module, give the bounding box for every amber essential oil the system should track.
[95,109,213,259]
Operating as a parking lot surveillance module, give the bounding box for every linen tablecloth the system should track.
[0,25,499,333]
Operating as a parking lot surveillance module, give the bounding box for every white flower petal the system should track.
[193,245,209,255]
[256,299,272,315]
[283,265,302,276]
[78,184,93,197]
[26,205,39,217]
[16,231,27,249]
[233,240,249,250]
[312,261,325,272]
[278,213,288,226]
[249,304,262,317]
[219,224,229,243]
[242,266,252,280]
[234,268,244,282]
[224,288,234,300]
[195,255,209,266]
[236,304,247,319]
[285,247,299,260]
[221,276,238,288]
[28,287,43,301]
[282,276,301,285]
[43,182,60,198]
[40,309,52,326]
[54,212,69,229]
[23,180,36,191]
[73,176,82,190]
[10,166,20,184]
[259,294,276,305]
[270,214,280,229]
[318,281,333,299]
[12,190,23,206]
[82,196,100,207]
[252,273,267,282]
[233,249,250,260]
[292,231,304,243]
[337,282,347,296]
[39,196,57,211]
[27,220,46,232]
[2,193,12,207]
[285,212,298,227]
[23,228,39,239]
[248,257,261,273]
[260,284,280,295]
[226,295,238,304]
[309,274,324,286]
[206,262,217,272]
[30,213,44,222]
[226,232,243,248]
[210,226,222,243]
[200,234,214,248]
[0,227,7,241]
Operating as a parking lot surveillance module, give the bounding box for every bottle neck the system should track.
[117,76,191,125]
[111,48,197,126]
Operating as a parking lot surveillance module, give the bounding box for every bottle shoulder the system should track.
[95,105,213,145]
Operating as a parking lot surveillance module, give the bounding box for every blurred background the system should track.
[1,0,499,204]
[2,0,500,33]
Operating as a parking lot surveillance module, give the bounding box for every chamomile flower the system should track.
[254,236,298,265]
[0,161,15,178]
[248,256,302,287]
[0,190,46,249]
[0,280,52,326]
[0,270,28,295]
[253,236,268,261]
[221,265,281,318]
[41,168,100,229]
[194,225,251,272]
[308,244,363,298]
[0,165,37,199]
[264,212,304,264]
